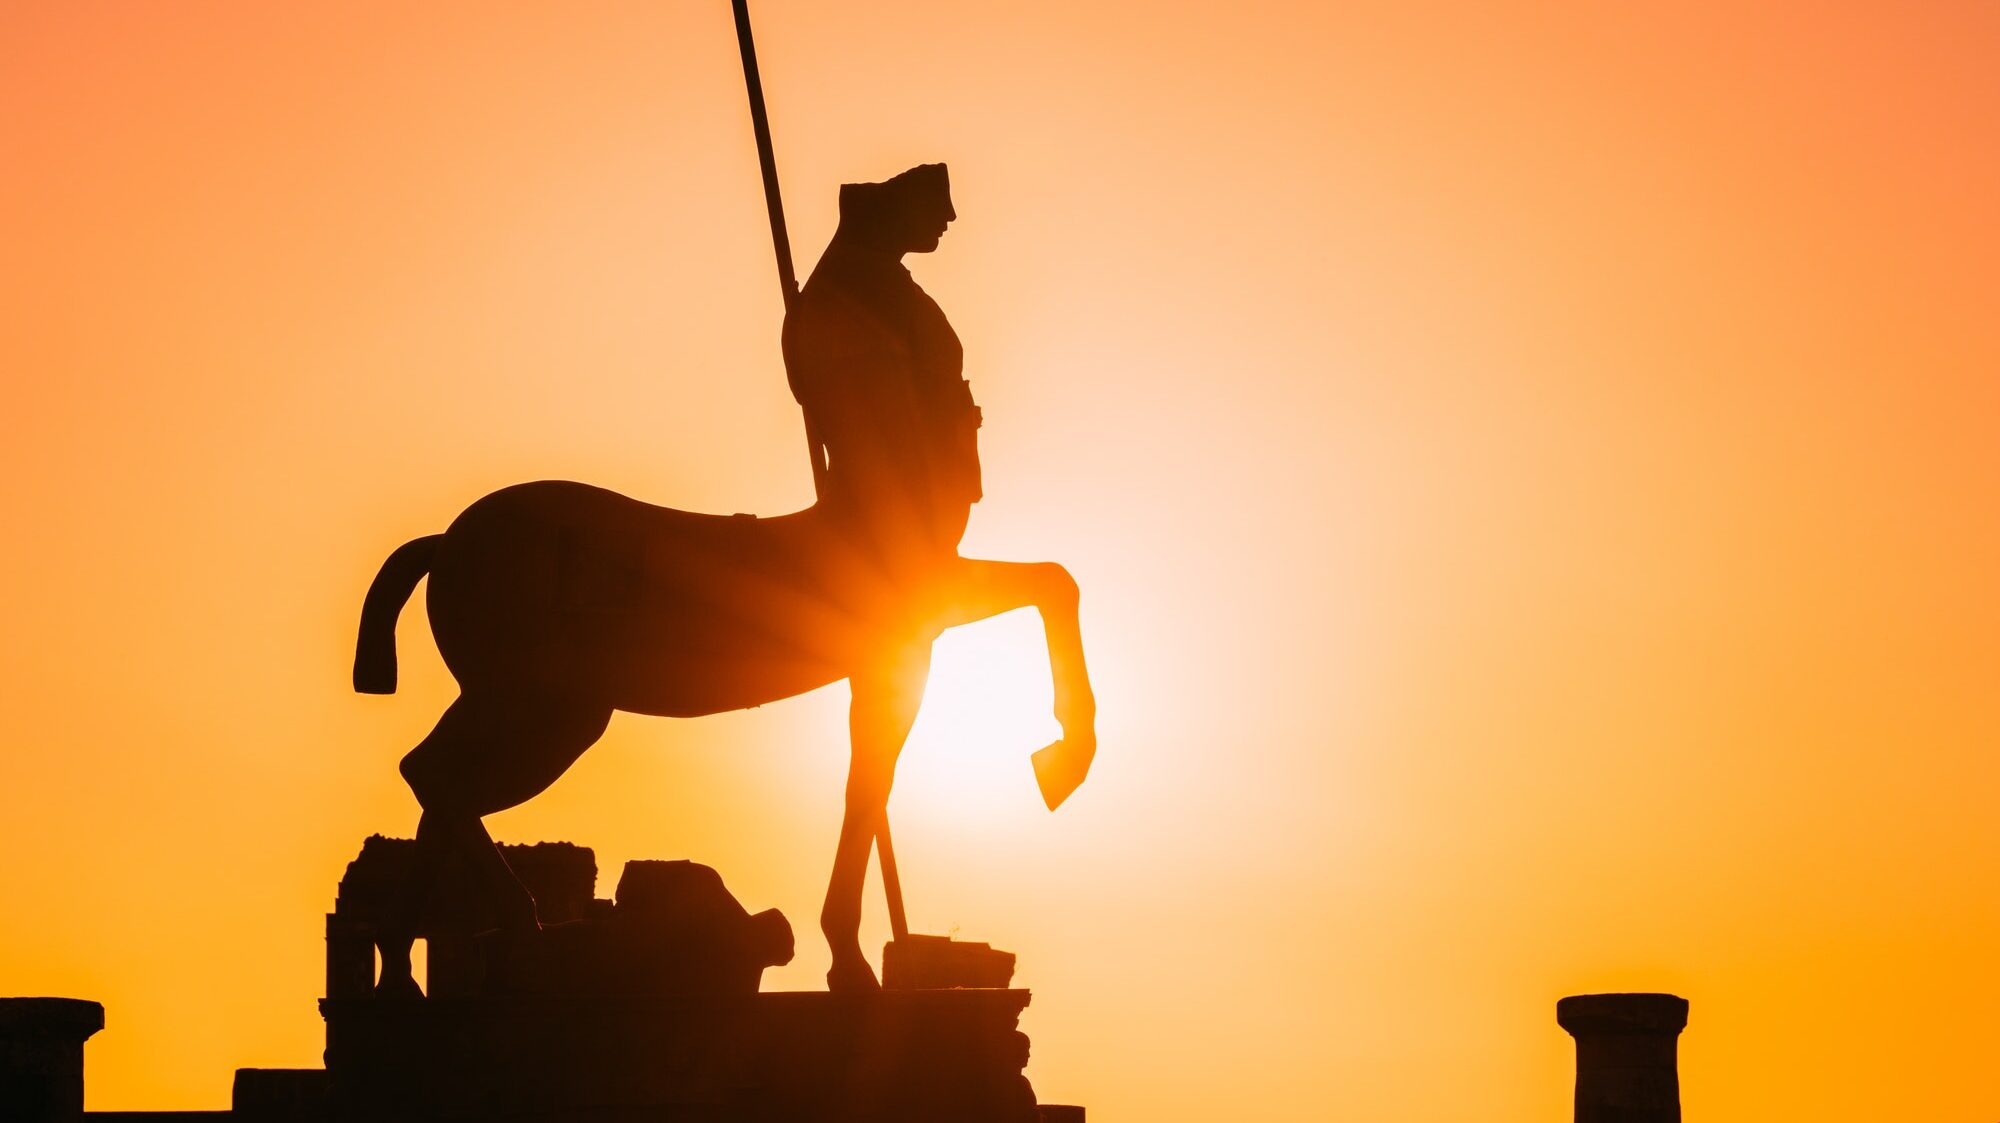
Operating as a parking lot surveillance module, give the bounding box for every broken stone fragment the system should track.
[476,858,793,998]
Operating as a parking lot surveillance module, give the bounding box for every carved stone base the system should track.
[321,990,1043,1122]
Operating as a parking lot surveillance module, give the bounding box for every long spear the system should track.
[731,0,798,311]
[731,0,911,949]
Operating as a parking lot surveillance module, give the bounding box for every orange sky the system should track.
[4,2,1998,1118]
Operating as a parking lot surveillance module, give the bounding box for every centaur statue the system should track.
[352,159,1097,994]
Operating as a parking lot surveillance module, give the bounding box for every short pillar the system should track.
[0,998,106,1122]
[1556,993,1687,1123]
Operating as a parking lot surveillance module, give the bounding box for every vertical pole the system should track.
[731,0,830,494]
[731,0,798,308]
[876,821,911,943]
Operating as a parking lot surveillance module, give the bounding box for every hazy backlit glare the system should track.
[3,2,1997,1118]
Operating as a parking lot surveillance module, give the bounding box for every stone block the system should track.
[0,998,104,1122]
[1557,992,1688,1123]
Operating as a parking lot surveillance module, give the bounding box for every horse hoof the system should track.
[827,957,881,994]
[1032,738,1093,811]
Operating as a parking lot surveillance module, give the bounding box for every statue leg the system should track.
[383,692,611,996]
[823,641,932,992]
[944,558,1098,809]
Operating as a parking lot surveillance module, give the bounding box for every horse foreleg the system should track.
[944,558,1099,809]
[823,644,931,992]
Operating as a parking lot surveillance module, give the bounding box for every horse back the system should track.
[425,481,849,711]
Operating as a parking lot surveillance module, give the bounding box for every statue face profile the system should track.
[898,171,954,254]
[839,163,955,255]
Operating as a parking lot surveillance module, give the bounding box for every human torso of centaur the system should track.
[781,247,982,566]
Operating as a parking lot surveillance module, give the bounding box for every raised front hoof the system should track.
[1032,737,1095,811]
[826,954,881,994]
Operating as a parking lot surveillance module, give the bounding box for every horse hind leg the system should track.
[824,643,933,993]
[379,692,612,996]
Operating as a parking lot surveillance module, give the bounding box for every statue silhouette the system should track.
[354,163,1097,995]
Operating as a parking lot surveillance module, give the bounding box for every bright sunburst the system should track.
[896,608,1061,827]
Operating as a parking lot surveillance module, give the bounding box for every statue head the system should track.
[837,163,955,255]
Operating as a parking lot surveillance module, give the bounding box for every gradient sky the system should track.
[4,2,1998,1118]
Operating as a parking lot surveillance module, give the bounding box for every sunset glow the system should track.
[4,2,1998,1119]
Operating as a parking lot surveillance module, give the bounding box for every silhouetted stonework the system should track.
[1,998,103,1122]
[322,989,1040,1121]
[1557,993,1687,1123]
[341,836,592,923]
[6,841,1082,1120]
[488,860,795,999]
[882,933,1015,990]
[318,837,1059,1121]
[329,839,792,1002]
[330,837,604,1000]
[231,1068,328,1122]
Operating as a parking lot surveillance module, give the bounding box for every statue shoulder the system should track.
[783,282,909,364]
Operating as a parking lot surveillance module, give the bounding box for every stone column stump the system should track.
[1556,992,1688,1123]
[0,998,105,1122]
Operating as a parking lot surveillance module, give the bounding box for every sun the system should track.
[895,608,1062,826]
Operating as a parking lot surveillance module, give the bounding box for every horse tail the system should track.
[353,534,441,695]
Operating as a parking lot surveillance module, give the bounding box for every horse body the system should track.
[425,480,871,718]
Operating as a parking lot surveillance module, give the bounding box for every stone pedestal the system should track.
[1556,993,1688,1123]
[322,989,1041,1122]
[0,998,105,1122]
[318,838,1073,1120]
[233,1067,330,1121]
